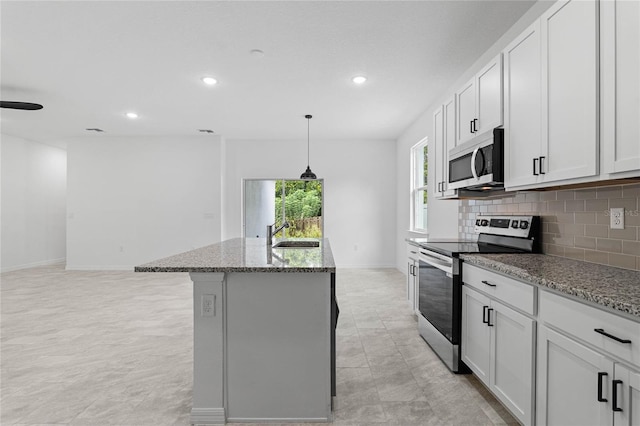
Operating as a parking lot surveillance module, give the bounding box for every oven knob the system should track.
[475,219,481,226]
[511,220,519,228]
[519,220,529,229]
[480,219,489,227]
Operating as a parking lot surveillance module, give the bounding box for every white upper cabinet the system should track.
[476,57,504,136]
[456,78,477,146]
[504,0,598,190]
[504,21,543,188]
[541,0,598,182]
[441,96,457,198]
[456,54,503,146]
[433,99,457,200]
[601,0,640,175]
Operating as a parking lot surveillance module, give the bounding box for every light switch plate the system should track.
[610,208,624,230]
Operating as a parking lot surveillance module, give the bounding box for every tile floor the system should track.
[1,265,518,425]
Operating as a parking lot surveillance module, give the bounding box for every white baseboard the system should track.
[1,257,66,273]
[227,416,331,423]
[190,407,225,425]
[64,264,135,271]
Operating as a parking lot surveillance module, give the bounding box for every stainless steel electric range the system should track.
[412,215,540,373]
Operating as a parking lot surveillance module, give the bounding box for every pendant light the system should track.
[300,114,317,179]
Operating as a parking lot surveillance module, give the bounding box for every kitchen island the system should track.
[135,238,337,425]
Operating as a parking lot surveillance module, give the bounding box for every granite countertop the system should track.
[460,253,640,319]
[135,238,335,273]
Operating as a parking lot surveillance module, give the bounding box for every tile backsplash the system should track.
[459,183,640,271]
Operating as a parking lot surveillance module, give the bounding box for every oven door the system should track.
[417,250,458,344]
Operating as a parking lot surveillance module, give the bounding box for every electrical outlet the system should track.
[610,208,624,230]
[201,294,215,317]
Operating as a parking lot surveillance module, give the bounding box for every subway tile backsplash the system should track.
[459,183,640,271]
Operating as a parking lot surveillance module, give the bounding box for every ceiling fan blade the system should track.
[0,101,44,110]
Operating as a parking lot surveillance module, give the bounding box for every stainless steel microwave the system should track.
[448,127,504,192]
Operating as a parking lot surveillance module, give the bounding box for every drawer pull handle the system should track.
[481,280,496,287]
[612,379,623,412]
[594,328,632,344]
[597,372,608,402]
[482,306,489,324]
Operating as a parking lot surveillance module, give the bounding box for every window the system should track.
[411,138,428,232]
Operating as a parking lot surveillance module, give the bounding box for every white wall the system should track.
[394,0,555,272]
[223,138,397,268]
[66,136,222,270]
[1,134,67,272]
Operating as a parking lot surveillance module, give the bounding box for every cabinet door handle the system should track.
[470,120,474,134]
[612,379,623,412]
[411,265,416,276]
[539,156,546,174]
[473,118,478,133]
[482,306,489,324]
[481,280,496,287]
[594,328,632,344]
[487,308,494,326]
[597,372,608,402]
[533,158,539,176]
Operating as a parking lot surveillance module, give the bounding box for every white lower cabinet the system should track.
[406,245,419,314]
[537,325,613,426]
[538,325,640,426]
[615,364,640,426]
[538,290,640,426]
[462,287,491,383]
[461,285,534,425]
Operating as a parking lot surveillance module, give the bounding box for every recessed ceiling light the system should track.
[125,112,138,119]
[202,76,218,86]
[352,75,367,85]
[250,49,265,58]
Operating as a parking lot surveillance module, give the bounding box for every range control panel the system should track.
[474,215,536,238]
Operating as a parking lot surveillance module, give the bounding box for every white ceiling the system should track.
[1,1,536,148]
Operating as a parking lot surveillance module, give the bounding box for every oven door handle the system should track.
[419,253,453,274]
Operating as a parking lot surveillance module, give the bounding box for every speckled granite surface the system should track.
[135,238,335,273]
[460,254,640,318]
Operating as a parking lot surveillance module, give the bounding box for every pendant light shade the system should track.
[300,114,317,179]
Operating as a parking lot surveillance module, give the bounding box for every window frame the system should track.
[410,137,429,233]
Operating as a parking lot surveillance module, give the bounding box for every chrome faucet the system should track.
[267,221,289,246]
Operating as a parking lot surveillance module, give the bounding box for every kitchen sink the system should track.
[272,240,320,248]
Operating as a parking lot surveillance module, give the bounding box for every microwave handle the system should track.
[471,147,480,180]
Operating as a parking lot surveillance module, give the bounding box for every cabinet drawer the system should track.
[406,243,419,259]
[462,263,535,315]
[540,290,640,367]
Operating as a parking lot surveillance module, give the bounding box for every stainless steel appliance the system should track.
[448,127,504,193]
[415,215,540,373]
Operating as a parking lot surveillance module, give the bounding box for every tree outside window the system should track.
[411,138,428,232]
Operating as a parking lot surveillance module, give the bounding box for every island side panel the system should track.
[225,272,332,423]
[190,272,225,425]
